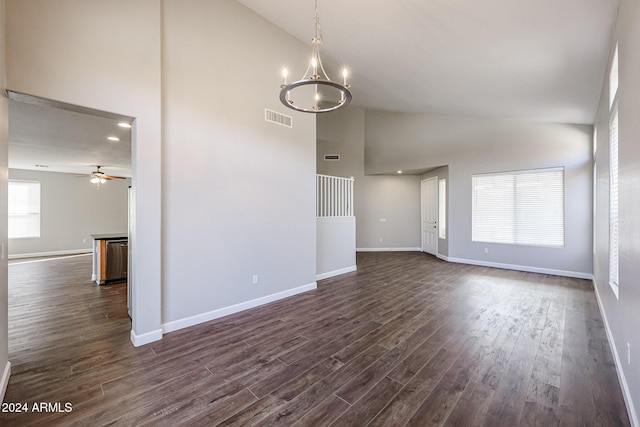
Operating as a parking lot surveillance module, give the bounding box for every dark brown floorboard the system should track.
[1,252,631,426]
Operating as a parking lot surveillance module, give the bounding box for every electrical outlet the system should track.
[379,238,383,242]
[628,342,631,364]
[484,248,489,254]
[252,275,258,284]
[379,218,386,222]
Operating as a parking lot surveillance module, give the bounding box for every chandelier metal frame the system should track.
[279,0,352,113]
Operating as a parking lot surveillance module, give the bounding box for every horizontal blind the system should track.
[472,168,564,247]
[8,180,41,239]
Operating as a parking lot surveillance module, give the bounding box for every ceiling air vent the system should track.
[324,154,340,161]
[265,108,292,128]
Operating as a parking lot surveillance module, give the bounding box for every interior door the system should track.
[421,177,438,255]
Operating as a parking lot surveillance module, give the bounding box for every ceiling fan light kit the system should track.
[279,0,351,113]
[89,166,126,187]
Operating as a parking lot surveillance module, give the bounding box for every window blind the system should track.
[8,180,41,239]
[609,111,619,294]
[472,168,564,247]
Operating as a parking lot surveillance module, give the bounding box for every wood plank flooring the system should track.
[1,252,631,426]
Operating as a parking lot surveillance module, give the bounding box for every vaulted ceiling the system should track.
[237,0,619,124]
[8,0,619,175]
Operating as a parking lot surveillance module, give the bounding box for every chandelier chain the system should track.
[314,0,322,43]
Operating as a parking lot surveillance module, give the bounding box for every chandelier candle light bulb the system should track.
[278,0,352,113]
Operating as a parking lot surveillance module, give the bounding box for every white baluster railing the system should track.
[316,174,354,218]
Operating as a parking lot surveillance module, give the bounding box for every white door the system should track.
[421,177,438,255]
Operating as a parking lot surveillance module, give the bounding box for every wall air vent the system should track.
[324,154,340,161]
[265,108,292,128]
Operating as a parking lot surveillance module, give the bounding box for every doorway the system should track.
[6,92,134,332]
[421,177,438,255]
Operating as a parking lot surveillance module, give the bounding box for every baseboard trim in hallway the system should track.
[161,282,318,335]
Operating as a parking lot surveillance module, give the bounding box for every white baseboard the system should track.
[444,256,593,280]
[162,282,318,334]
[130,328,163,347]
[8,249,91,260]
[0,361,11,403]
[593,279,638,427]
[317,265,357,281]
[357,247,421,252]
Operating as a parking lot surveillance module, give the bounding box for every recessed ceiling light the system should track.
[118,122,132,128]
[108,136,120,141]
[397,170,403,174]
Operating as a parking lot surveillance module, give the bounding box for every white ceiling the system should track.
[237,0,618,124]
[8,0,618,175]
[8,96,132,177]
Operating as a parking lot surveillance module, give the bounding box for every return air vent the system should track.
[324,154,340,161]
[265,108,292,128]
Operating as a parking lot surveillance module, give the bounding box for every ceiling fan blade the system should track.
[104,175,127,180]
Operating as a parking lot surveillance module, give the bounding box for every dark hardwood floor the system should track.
[2,252,630,426]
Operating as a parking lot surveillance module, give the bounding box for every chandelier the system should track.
[279,0,352,113]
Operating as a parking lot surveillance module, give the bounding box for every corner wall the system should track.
[160,0,317,329]
[5,0,319,342]
[317,108,421,251]
[593,0,640,423]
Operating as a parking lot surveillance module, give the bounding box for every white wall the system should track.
[0,0,10,402]
[6,0,162,344]
[593,0,640,423]
[5,0,319,342]
[8,169,130,258]
[317,217,356,280]
[160,0,316,329]
[365,111,593,277]
[317,108,421,251]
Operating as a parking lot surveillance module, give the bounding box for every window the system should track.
[439,178,446,239]
[472,168,564,247]
[8,180,41,239]
[609,42,619,298]
[609,44,618,108]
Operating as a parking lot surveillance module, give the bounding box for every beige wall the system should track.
[593,0,640,422]
[317,108,421,251]
[160,0,316,326]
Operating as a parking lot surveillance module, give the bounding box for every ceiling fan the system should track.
[88,166,126,185]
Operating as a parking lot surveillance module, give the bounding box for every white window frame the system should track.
[472,167,565,248]
[8,180,41,239]
[608,42,619,299]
